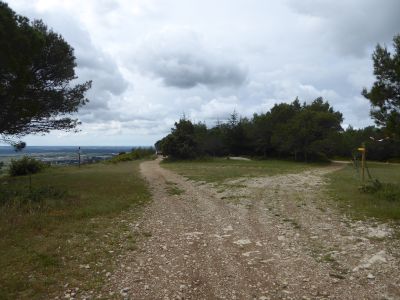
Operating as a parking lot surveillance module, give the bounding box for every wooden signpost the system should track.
[78,146,81,168]
[357,143,366,182]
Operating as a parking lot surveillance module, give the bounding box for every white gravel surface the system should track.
[106,158,400,300]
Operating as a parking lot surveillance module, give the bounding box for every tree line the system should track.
[156,33,400,162]
[156,97,400,161]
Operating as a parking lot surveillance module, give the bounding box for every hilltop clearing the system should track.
[107,158,400,299]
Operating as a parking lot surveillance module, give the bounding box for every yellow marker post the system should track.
[358,145,366,182]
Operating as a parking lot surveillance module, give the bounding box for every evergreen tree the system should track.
[158,118,199,159]
[0,2,91,144]
[362,34,400,139]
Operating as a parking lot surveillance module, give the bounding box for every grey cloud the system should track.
[287,0,400,56]
[79,97,172,124]
[57,20,129,115]
[135,28,247,89]
[154,55,247,89]
[79,109,117,123]
[62,22,128,104]
[89,70,127,96]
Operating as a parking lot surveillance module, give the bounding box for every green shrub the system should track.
[108,147,155,163]
[130,147,155,159]
[359,179,400,202]
[9,156,47,176]
[359,179,382,193]
[110,152,133,163]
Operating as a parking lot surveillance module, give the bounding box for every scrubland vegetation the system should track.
[328,162,400,220]
[108,147,155,163]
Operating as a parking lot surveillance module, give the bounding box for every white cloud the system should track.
[5,0,397,146]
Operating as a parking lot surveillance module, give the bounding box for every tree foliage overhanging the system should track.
[0,2,91,144]
[156,97,400,162]
[363,34,400,139]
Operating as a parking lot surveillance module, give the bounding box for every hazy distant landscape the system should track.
[0,146,138,166]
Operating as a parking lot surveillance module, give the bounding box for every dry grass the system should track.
[0,161,150,299]
[162,158,322,184]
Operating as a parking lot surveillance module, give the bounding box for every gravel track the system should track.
[108,158,400,300]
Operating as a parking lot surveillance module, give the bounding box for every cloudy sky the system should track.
[4,0,400,146]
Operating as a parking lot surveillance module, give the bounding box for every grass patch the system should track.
[0,161,150,299]
[321,253,336,263]
[161,158,322,184]
[327,162,400,220]
[220,195,242,204]
[165,181,184,196]
[168,186,184,196]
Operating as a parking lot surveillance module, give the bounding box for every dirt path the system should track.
[107,159,400,299]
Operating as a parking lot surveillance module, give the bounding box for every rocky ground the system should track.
[105,158,400,300]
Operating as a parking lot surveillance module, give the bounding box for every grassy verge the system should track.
[161,158,322,184]
[327,162,400,220]
[0,161,150,299]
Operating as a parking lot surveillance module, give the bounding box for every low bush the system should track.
[359,179,382,193]
[359,179,400,202]
[110,152,135,163]
[109,147,155,163]
[9,156,47,176]
[132,147,156,157]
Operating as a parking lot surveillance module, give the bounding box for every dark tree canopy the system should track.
[0,2,91,143]
[157,97,345,161]
[333,126,400,161]
[157,98,400,162]
[362,34,400,139]
[159,119,199,159]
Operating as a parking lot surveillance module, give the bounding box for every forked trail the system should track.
[108,158,400,299]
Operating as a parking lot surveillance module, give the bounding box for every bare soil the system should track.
[107,158,400,300]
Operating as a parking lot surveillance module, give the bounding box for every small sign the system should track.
[357,147,365,151]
